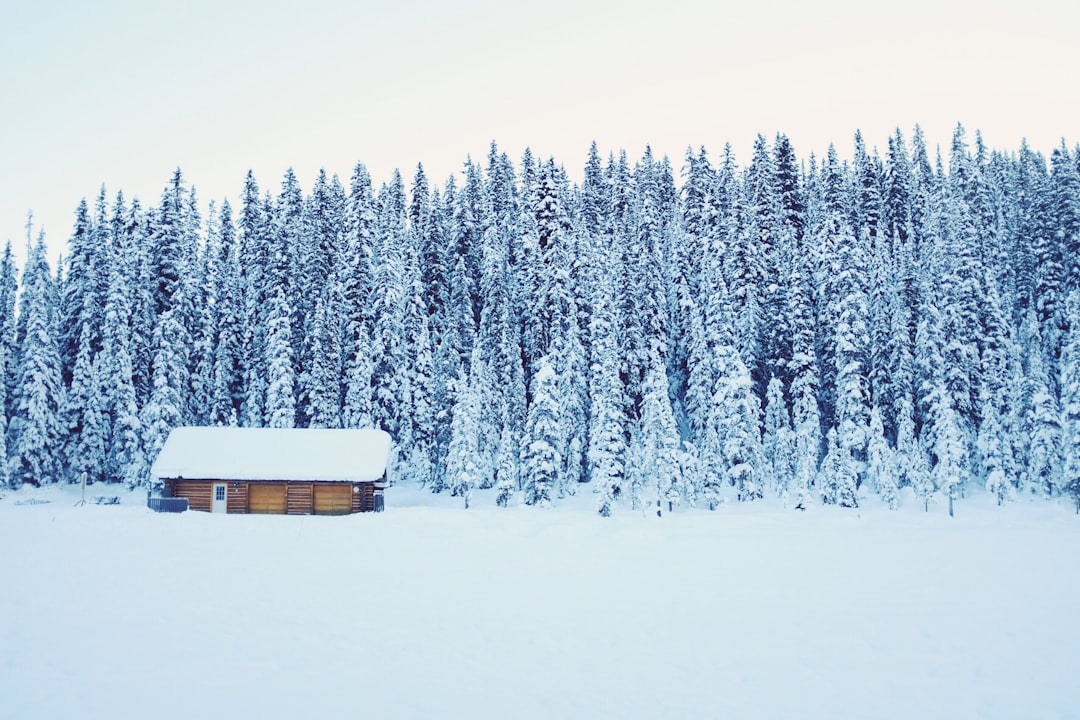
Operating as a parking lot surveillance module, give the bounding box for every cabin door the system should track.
[212,483,227,513]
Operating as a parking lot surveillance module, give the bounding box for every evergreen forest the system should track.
[4,124,1080,514]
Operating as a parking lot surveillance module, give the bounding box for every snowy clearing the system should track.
[1,484,1078,720]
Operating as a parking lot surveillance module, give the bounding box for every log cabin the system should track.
[149,427,392,515]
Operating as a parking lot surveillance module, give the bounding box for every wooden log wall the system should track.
[352,483,375,513]
[172,480,213,512]
[164,479,380,514]
[287,484,313,515]
[227,482,247,513]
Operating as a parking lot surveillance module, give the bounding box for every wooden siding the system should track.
[172,480,213,512]
[352,483,375,513]
[228,482,247,513]
[287,483,313,515]
[248,484,287,514]
[164,479,378,514]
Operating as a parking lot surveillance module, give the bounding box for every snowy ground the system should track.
[1,483,1078,720]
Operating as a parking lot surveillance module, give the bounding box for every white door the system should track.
[212,483,227,513]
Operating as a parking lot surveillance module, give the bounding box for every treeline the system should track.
[3,124,1080,513]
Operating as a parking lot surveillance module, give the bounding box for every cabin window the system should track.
[215,485,226,502]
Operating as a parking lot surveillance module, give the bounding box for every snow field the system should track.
[1,484,1078,719]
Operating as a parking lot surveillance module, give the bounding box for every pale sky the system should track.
[2,0,1077,268]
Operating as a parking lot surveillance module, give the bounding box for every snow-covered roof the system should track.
[150,427,392,483]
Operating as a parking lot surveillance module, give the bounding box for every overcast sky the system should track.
[1,0,1076,268]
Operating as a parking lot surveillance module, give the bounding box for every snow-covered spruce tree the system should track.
[238,172,269,427]
[977,387,1011,505]
[905,436,935,512]
[426,326,462,493]
[140,309,190,487]
[820,427,859,507]
[0,241,19,425]
[62,317,108,484]
[306,285,345,429]
[762,375,796,498]
[203,200,244,426]
[492,312,525,501]
[445,365,482,509]
[787,246,821,510]
[101,278,144,487]
[929,380,968,517]
[8,231,63,487]
[977,267,1017,504]
[101,193,151,468]
[58,196,101,390]
[398,289,436,489]
[587,251,627,516]
[635,361,684,515]
[1022,315,1062,497]
[370,175,413,441]
[342,319,375,431]
[264,286,296,429]
[189,199,219,427]
[1061,292,1080,512]
[473,219,519,491]
[685,254,720,447]
[299,171,348,404]
[866,406,899,509]
[811,145,857,434]
[1050,143,1080,298]
[0,388,7,489]
[269,169,305,419]
[790,364,821,510]
[615,153,657,412]
[494,420,518,508]
[684,302,721,505]
[149,169,198,321]
[712,340,764,502]
[521,357,561,507]
[559,306,589,493]
[830,234,871,487]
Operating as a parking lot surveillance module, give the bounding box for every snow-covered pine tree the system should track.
[150,169,197,321]
[636,361,684,515]
[238,172,269,427]
[1061,292,1080,512]
[445,363,482,509]
[930,388,967,517]
[8,231,63,487]
[1051,143,1080,302]
[399,285,437,489]
[207,201,244,426]
[762,375,796,497]
[342,320,375,431]
[306,285,345,429]
[713,340,764,502]
[58,197,99,389]
[62,316,108,484]
[0,241,18,426]
[521,357,561,507]
[829,219,871,486]
[189,198,220,427]
[977,386,1011,505]
[819,427,859,507]
[264,286,296,429]
[587,248,627,516]
[101,261,144,486]
[140,309,190,486]
[1022,314,1062,497]
[866,406,898,509]
[787,241,821,510]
